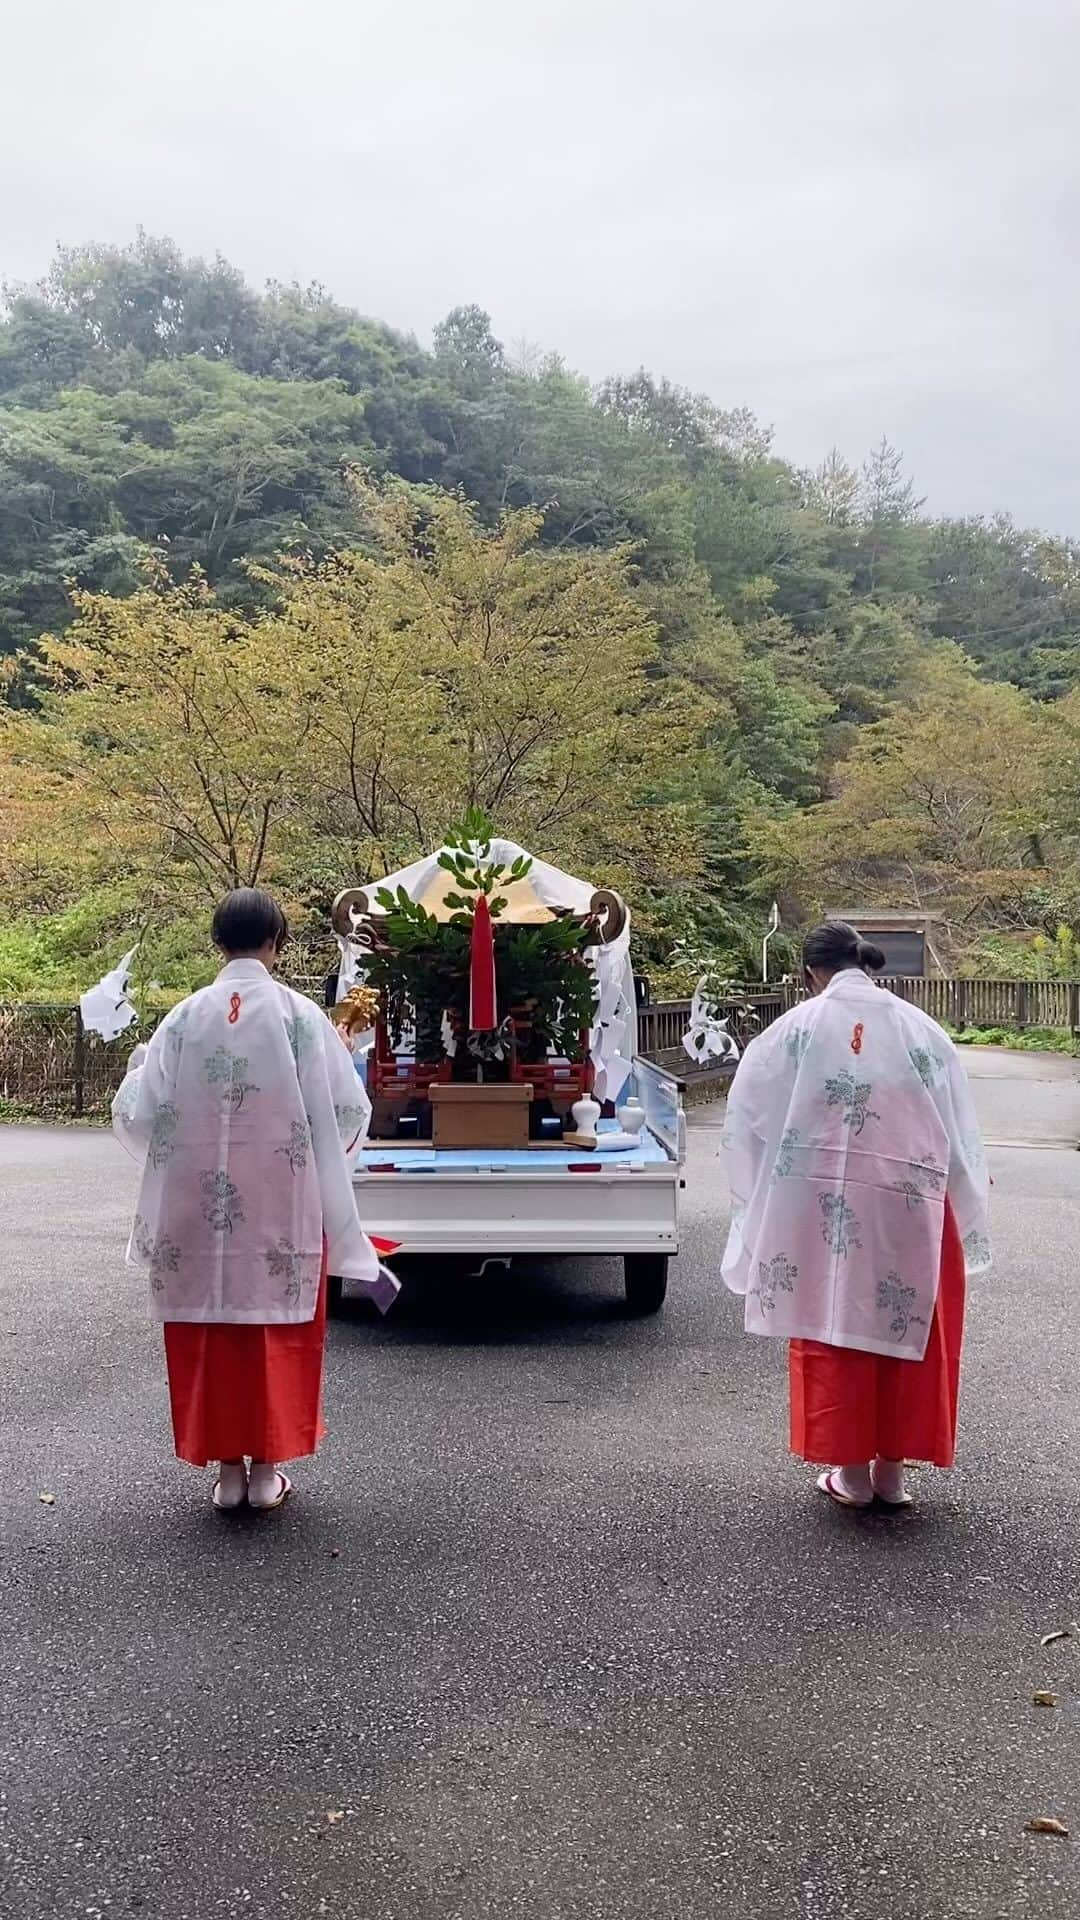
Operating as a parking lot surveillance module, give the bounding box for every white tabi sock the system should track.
[248,1461,283,1507]
[872,1457,909,1503]
[833,1463,873,1503]
[214,1460,247,1509]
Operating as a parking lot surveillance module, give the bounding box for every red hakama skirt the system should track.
[163,1247,328,1468]
[788,1201,966,1469]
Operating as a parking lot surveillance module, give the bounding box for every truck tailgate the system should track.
[352,1160,679,1256]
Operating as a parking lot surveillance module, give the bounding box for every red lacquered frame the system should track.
[367,1014,594,1114]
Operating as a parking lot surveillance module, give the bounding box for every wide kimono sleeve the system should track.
[320,1025,373,1160]
[295,1005,397,1311]
[926,1033,992,1273]
[111,1019,177,1165]
[720,1024,792,1295]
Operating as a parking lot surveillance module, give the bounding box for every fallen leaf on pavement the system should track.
[1033,1692,1059,1708]
[1025,1817,1069,1838]
[1040,1628,1073,1647]
[324,1811,345,1825]
[38,1492,55,1506]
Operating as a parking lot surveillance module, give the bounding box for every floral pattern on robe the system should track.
[721,969,990,1361]
[113,960,391,1325]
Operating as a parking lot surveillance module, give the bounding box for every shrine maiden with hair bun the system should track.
[113,888,397,1513]
[721,921,990,1509]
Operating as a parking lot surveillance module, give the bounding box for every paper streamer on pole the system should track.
[79,946,139,1042]
[682,978,741,1066]
[335,932,360,1003]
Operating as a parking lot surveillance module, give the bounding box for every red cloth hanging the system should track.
[469,893,497,1030]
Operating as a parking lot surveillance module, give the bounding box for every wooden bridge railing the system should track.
[878,977,1080,1033]
[638,977,1080,1078]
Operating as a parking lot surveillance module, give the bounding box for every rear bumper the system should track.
[352,1167,680,1257]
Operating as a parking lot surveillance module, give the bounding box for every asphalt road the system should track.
[2,1050,1080,1920]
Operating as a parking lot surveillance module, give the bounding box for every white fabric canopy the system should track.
[721,969,990,1361]
[113,960,395,1323]
[337,839,638,1100]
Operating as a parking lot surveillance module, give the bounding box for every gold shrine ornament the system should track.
[329,983,381,1037]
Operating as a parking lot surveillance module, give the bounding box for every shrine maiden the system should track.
[113,888,396,1511]
[721,922,990,1508]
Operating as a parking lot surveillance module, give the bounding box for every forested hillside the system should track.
[2,232,1079,995]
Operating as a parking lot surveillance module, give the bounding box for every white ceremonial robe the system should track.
[721,969,991,1361]
[113,960,384,1324]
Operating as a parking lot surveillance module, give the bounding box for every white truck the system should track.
[344,1052,685,1314]
[328,837,687,1315]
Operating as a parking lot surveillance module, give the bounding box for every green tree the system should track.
[808,447,860,527]
[432,303,505,385]
[20,229,262,368]
[0,295,93,402]
[0,359,377,647]
[751,654,1055,934]
[853,435,925,597]
[5,227,1080,988]
[922,515,1080,696]
[2,484,711,963]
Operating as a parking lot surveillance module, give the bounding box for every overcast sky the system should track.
[3,0,1076,530]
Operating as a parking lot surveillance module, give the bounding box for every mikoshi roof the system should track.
[362,840,621,928]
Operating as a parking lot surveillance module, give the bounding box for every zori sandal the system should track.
[248,1470,292,1511]
[212,1463,248,1511]
[816,1469,873,1509]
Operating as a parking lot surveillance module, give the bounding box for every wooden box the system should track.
[428,1082,533,1149]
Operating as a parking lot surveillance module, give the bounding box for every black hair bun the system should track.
[211,886,289,956]
[856,939,886,972]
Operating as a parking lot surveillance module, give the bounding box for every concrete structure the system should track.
[825,908,941,977]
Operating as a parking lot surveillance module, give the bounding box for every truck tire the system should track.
[623,1253,669,1314]
[327,1273,344,1316]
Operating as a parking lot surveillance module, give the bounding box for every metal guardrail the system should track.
[0,1004,141,1119]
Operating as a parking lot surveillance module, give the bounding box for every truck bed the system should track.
[356,1118,671,1174]
[350,1062,684,1262]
